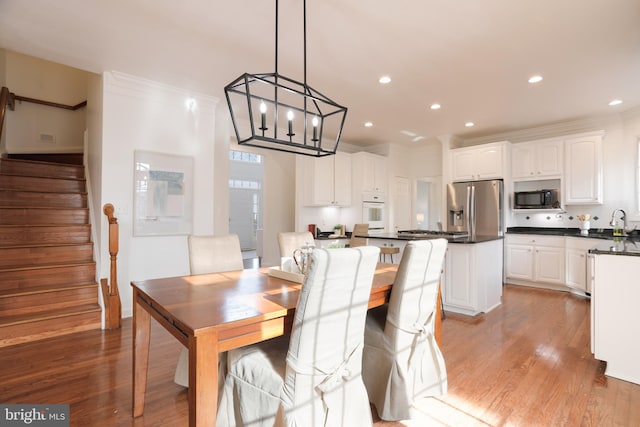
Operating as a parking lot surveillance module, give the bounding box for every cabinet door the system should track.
[333,152,351,206]
[564,135,603,204]
[534,246,565,284]
[511,144,536,179]
[476,145,503,179]
[505,244,534,280]
[444,245,476,310]
[566,248,587,292]
[451,150,476,181]
[372,156,387,192]
[536,140,563,177]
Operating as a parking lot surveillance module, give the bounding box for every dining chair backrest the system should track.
[277,231,315,259]
[283,245,380,424]
[175,234,244,388]
[385,239,448,349]
[350,223,369,247]
[187,234,243,275]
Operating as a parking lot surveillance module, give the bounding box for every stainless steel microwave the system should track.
[514,189,560,209]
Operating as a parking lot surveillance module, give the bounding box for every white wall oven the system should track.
[362,192,385,233]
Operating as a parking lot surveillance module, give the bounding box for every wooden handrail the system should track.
[2,85,87,112]
[101,203,121,329]
[0,87,9,143]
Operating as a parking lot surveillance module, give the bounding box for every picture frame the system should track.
[133,150,193,236]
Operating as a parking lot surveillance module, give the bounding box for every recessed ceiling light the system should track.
[430,103,441,110]
[528,75,543,84]
[400,130,417,137]
[412,136,426,142]
[465,122,475,127]
[364,122,373,127]
[378,76,391,84]
[608,99,623,106]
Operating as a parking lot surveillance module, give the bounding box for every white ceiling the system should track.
[1,0,639,147]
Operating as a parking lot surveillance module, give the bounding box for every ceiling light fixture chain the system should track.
[224,0,347,157]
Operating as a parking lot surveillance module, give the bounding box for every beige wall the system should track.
[2,50,89,153]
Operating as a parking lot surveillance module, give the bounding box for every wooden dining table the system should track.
[131,263,440,427]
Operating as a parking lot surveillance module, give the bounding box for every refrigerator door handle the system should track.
[469,184,476,235]
[466,184,476,234]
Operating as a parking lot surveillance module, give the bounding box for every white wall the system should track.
[101,71,218,317]
[3,50,87,154]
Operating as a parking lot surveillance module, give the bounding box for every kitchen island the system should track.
[360,232,504,316]
[589,237,640,385]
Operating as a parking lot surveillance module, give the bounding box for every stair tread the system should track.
[1,158,84,168]
[0,282,98,298]
[0,304,101,326]
[0,261,96,273]
[0,224,91,228]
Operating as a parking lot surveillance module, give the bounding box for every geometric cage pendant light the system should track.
[224,0,347,157]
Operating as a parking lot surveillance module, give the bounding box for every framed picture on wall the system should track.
[133,150,193,236]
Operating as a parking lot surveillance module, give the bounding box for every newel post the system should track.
[101,203,122,329]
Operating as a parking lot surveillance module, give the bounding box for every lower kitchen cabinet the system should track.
[505,234,599,295]
[505,234,565,288]
[565,237,599,293]
[443,239,503,316]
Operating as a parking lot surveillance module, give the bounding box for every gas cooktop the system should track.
[397,229,470,239]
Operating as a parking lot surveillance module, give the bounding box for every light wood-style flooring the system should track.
[1,285,638,426]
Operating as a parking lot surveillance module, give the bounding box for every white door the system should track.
[229,188,259,250]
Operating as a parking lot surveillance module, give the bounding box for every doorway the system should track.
[414,176,442,230]
[229,151,264,263]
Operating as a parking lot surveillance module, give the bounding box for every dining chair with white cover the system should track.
[277,231,315,260]
[174,234,244,388]
[362,238,448,421]
[216,246,381,427]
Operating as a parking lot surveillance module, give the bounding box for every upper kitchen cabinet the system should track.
[298,151,352,207]
[511,138,563,180]
[564,132,604,205]
[352,152,387,193]
[450,141,508,182]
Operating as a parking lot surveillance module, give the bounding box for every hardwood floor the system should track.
[0,285,638,426]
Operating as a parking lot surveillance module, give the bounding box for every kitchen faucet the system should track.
[610,209,628,236]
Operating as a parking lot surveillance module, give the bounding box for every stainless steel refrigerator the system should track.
[447,179,503,237]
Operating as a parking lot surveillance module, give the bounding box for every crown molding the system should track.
[461,113,624,145]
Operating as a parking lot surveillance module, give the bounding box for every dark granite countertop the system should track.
[589,238,640,257]
[357,232,503,244]
[506,226,640,240]
[507,226,640,256]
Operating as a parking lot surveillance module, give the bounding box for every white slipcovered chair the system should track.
[216,246,381,427]
[174,234,244,388]
[362,239,448,421]
[277,231,315,260]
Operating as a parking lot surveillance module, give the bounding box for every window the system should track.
[229,150,262,163]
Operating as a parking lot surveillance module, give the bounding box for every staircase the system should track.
[0,157,101,347]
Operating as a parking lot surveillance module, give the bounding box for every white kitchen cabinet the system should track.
[511,139,563,180]
[352,152,387,193]
[442,239,503,316]
[564,132,603,205]
[565,237,599,293]
[505,234,565,287]
[299,151,351,206]
[450,141,507,182]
